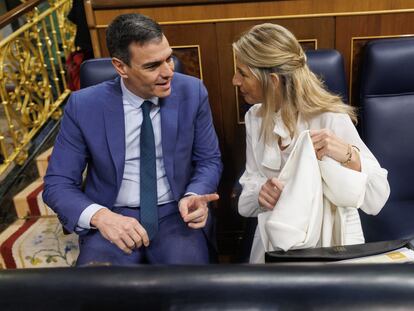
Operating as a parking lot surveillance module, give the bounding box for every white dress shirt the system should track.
[77,79,173,229]
[239,104,390,263]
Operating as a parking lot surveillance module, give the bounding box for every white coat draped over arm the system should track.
[238,105,390,263]
[317,113,390,216]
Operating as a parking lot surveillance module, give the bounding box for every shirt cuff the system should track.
[76,203,107,231]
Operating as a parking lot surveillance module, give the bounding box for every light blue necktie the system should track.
[140,100,158,240]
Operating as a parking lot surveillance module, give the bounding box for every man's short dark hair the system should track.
[106,13,163,66]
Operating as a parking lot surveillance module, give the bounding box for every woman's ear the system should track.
[111,57,128,79]
[270,73,280,89]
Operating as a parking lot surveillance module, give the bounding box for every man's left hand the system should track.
[179,193,219,229]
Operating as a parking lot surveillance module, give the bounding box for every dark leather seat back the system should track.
[358,37,414,241]
[80,58,117,89]
[2,265,414,310]
[80,56,184,89]
[306,49,348,103]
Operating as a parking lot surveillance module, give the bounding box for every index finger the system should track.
[199,193,219,203]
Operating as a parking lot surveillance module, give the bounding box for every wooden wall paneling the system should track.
[84,0,101,57]
[96,28,108,57]
[336,12,414,107]
[89,0,414,25]
[86,1,414,63]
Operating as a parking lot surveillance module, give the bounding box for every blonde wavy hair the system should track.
[233,23,356,143]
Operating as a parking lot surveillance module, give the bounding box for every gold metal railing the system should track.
[0,0,75,175]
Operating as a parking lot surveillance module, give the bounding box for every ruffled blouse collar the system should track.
[261,111,292,170]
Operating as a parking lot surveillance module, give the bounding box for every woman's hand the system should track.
[310,129,361,171]
[258,178,284,211]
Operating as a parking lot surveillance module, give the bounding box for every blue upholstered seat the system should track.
[80,58,118,89]
[358,37,414,242]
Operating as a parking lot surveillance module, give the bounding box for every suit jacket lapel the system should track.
[103,77,125,188]
[160,90,178,186]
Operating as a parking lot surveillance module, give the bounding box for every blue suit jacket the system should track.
[43,73,222,233]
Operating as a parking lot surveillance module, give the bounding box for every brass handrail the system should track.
[0,0,43,30]
[0,0,76,175]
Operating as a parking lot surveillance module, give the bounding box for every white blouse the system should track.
[238,104,390,262]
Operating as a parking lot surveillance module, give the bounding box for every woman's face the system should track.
[232,60,263,104]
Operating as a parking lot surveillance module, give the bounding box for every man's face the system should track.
[118,35,174,99]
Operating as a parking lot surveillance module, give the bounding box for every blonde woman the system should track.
[233,23,390,263]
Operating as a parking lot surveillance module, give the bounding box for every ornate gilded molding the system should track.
[0,0,75,175]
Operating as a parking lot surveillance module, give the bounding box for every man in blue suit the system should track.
[43,13,222,265]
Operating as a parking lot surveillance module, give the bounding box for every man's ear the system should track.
[111,57,128,79]
[270,73,280,89]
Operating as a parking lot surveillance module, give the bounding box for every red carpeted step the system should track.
[36,147,53,178]
[13,179,55,218]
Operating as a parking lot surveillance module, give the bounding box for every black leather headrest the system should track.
[80,58,117,89]
[360,37,414,97]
